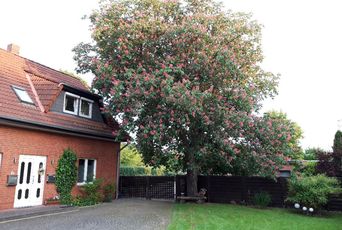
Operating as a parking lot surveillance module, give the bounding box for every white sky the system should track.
[1,0,341,151]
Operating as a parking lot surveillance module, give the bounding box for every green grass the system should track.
[168,203,342,230]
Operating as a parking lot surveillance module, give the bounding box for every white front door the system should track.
[14,155,47,208]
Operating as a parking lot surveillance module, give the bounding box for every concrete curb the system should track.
[0,206,78,223]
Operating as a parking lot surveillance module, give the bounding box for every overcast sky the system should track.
[1,0,341,150]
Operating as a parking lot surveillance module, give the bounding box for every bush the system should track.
[103,183,116,202]
[286,174,341,209]
[120,166,170,176]
[301,162,317,176]
[120,166,146,176]
[74,179,103,206]
[253,191,271,208]
[303,148,322,160]
[55,148,78,205]
[316,151,342,177]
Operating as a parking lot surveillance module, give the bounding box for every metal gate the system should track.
[119,176,175,200]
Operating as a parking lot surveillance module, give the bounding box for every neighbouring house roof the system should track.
[0,47,121,141]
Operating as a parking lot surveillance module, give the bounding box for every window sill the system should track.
[77,181,94,186]
[63,109,78,115]
[79,113,92,119]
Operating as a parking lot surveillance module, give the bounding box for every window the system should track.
[63,92,93,119]
[77,159,96,184]
[63,92,79,115]
[12,86,34,104]
[79,97,93,118]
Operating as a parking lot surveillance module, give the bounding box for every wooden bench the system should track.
[176,196,207,204]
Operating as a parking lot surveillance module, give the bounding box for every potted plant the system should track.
[44,195,60,205]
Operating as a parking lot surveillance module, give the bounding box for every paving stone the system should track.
[0,199,172,230]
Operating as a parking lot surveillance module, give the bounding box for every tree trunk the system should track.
[186,152,198,196]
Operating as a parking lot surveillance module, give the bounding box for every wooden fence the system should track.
[176,176,288,207]
[119,175,342,211]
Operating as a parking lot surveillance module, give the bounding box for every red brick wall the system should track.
[0,125,119,210]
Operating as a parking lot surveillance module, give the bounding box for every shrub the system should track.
[301,162,317,176]
[74,179,104,206]
[82,178,103,203]
[55,148,78,205]
[120,166,146,176]
[303,148,322,160]
[103,183,116,202]
[120,166,169,176]
[316,151,342,177]
[253,191,271,208]
[286,174,341,209]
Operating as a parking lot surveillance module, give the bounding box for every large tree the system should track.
[74,0,293,196]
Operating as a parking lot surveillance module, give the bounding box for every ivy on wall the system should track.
[55,148,78,204]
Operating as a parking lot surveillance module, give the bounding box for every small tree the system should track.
[120,144,144,166]
[333,130,342,152]
[55,148,78,204]
[333,131,342,176]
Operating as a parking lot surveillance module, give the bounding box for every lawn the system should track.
[168,203,342,230]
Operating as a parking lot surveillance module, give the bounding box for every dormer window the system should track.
[63,92,79,115]
[12,86,34,104]
[79,98,93,119]
[63,92,93,119]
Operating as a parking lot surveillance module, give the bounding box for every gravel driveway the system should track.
[0,199,173,230]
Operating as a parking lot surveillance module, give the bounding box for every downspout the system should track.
[116,143,129,199]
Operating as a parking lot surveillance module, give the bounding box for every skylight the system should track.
[12,86,34,104]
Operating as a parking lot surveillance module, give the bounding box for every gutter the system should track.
[60,84,102,99]
[116,143,129,199]
[0,116,120,143]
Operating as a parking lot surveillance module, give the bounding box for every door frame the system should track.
[13,155,47,208]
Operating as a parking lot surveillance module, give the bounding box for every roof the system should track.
[0,48,120,141]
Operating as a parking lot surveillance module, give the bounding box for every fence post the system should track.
[280,178,288,207]
[145,176,151,200]
[241,177,248,203]
[173,176,177,201]
[206,176,211,202]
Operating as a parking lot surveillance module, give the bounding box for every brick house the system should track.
[0,44,123,210]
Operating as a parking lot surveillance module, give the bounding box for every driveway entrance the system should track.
[0,199,173,230]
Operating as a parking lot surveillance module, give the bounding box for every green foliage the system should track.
[120,166,146,176]
[120,144,144,166]
[301,162,317,176]
[55,148,78,205]
[120,166,170,176]
[103,183,116,202]
[303,148,322,160]
[286,174,341,209]
[253,191,272,208]
[333,130,342,152]
[73,179,104,206]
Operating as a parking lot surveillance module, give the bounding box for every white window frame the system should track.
[63,92,80,115]
[79,97,93,119]
[77,159,97,186]
[12,86,34,104]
